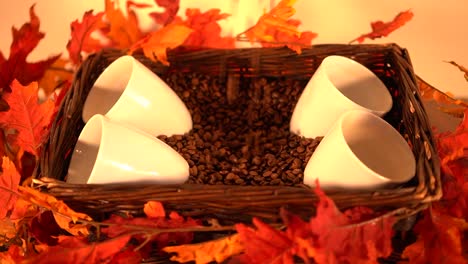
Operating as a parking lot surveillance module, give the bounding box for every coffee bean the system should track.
[158,72,322,186]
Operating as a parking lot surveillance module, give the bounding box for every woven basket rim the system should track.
[37,43,441,223]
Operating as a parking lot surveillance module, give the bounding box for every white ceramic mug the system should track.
[66,115,190,184]
[303,110,416,190]
[290,55,393,138]
[82,55,192,137]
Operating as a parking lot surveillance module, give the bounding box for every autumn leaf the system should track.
[350,9,414,43]
[144,201,166,218]
[446,61,468,82]
[38,58,73,96]
[236,0,316,53]
[103,203,201,251]
[150,0,180,26]
[163,234,244,264]
[0,80,55,156]
[0,245,25,264]
[30,211,63,245]
[434,108,468,220]
[17,186,92,236]
[417,76,468,118]
[236,182,395,264]
[176,8,236,49]
[129,23,192,65]
[27,235,133,264]
[0,157,21,219]
[67,10,106,65]
[103,0,144,49]
[0,5,60,95]
[402,209,468,264]
[0,218,16,245]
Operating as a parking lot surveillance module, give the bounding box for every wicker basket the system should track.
[34,43,441,227]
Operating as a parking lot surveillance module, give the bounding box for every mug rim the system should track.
[321,55,393,115]
[337,110,416,183]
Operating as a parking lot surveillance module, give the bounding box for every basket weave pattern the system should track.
[36,44,441,224]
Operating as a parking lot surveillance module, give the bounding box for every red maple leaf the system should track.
[0,80,55,156]
[236,182,395,264]
[29,235,133,264]
[351,10,414,43]
[402,209,468,264]
[67,10,106,65]
[0,5,60,95]
[150,0,180,26]
[103,202,201,252]
[174,8,236,49]
[0,157,21,219]
[403,109,468,263]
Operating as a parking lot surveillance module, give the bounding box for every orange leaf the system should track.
[104,0,144,49]
[0,4,60,95]
[446,61,468,82]
[176,8,236,49]
[129,23,192,65]
[143,201,166,218]
[67,10,106,65]
[38,58,73,96]
[163,234,244,264]
[237,0,316,53]
[18,186,92,236]
[0,157,21,219]
[27,235,133,264]
[0,80,55,156]
[418,76,468,118]
[351,9,413,43]
[0,218,16,243]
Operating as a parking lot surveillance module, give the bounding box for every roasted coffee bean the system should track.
[159,73,321,186]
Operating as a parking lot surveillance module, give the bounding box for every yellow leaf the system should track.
[38,58,73,96]
[17,186,92,236]
[163,234,244,264]
[129,23,192,65]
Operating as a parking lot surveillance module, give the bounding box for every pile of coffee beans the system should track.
[158,72,322,186]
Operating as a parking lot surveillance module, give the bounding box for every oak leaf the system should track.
[129,23,192,65]
[0,157,21,219]
[27,235,132,264]
[17,186,92,236]
[67,10,106,65]
[237,0,316,53]
[150,0,180,26]
[0,80,55,156]
[163,234,244,264]
[177,8,236,49]
[350,10,414,43]
[0,5,60,96]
